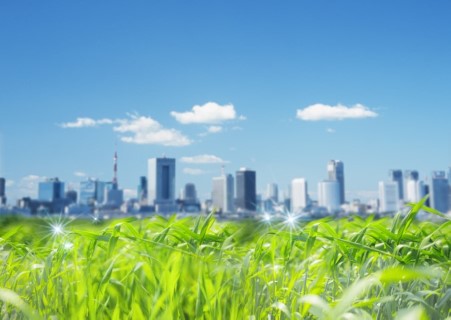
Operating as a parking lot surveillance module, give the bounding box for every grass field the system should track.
[1,199,450,319]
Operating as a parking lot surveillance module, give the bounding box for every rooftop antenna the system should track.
[221,165,225,176]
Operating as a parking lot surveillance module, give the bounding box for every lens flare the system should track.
[51,223,64,236]
[44,215,71,240]
[63,242,73,250]
[286,215,295,225]
[283,214,300,229]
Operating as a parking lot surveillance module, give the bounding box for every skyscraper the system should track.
[378,181,399,213]
[291,178,307,213]
[38,178,64,202]
[388,170,404,200]
[79,179,106,205]
[236,168,256,212]
[327,160,345,204]
[148,157,176,213]
[0,177,5,197]
[404,170,419,198]
[138,176,148,204]
[183,183,197,204]
[104,181,124,208]
[65,190,78,204]
[318,180,341,214]
[212,174,234,214]
[79,179,97,205]
[0,177,6,205]
[430,171,449,213]
[405,179,425,203]
[405,170,419,181]
[266,183,279,203]
[283,185,291,212]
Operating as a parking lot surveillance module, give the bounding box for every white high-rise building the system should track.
[318,180,341,214]
[291,178,308,213]
[147,157,177,213]
[266,183,279,202]
[405,179,425,203]
[378,181,399,213]
[212,174,234,214]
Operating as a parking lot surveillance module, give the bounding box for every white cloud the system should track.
[60,114,191,147]
[74,171,87,177]
[170,102,237,124]
[60,117,114,128]
[183,168,206,175]
[208,126,223,133]
[296,103,378,121]
[326,128,336,133]
[198,125,224,137]
[123,188,137,200]
[16,175,46,198]
[238,115,247,121]
[114,115,191,146]
[180,154,228,164]
[5,180,15,187]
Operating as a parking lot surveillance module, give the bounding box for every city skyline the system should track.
[1,153,449,206]
[1,1,450,203]
[0,146,450,205]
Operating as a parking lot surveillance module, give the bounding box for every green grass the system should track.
[0,202,450,319]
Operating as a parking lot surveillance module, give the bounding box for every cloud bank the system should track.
[180,154,227,164]
[60,118,114,128]
[183,168,206,175]
[171,102,238,124]
[60,114,191,146]
[207,126,223,133]
[296,103,378,121]
[114,115,191,146]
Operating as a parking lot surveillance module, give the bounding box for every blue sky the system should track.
[1,1,450,203]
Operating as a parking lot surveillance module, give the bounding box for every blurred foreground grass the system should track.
[0,200,450,319]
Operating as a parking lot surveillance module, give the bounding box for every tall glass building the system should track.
[79,179,106,205]
[137,176,148,204]
[182,183,197,203]
[212,174,234,214]
[405,179,425,203]
[378,181,399,213]
[327,160,345,204]
[0,177,6,205]
[405,170,419,181]
[38,178,64,202]
[430,171,449,213]
[148,157,176,213]
[0,177,5,197]
[388,170,404,200]
[236,168,256,212]
[266,183,279,203]
[291,178,308,213]
[79,179,96,205]
[404,170,422,203]
[318,180,340,214]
